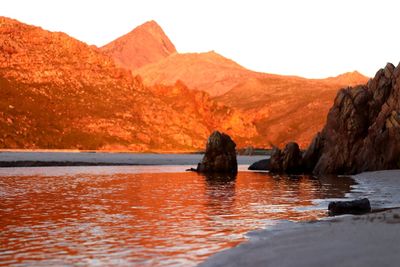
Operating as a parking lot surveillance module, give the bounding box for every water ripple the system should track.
[0,168,354,266]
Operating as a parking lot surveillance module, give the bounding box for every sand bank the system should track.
[200,170,400,267]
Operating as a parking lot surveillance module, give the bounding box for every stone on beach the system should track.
[195,131,238,173]
[328,198,371,216]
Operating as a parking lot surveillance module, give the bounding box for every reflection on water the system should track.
[0,167,354,266]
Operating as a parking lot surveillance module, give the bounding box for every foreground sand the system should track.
[200,170,400,267]
[199,208,400,267]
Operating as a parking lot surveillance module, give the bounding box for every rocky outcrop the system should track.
[251,63,400,175]
[196,131,238,173]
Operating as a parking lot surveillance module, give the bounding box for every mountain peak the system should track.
[138,20,161,29]
[324,70,369,87]
[101,20,176,70]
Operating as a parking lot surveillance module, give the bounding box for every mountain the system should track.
[132,39,368,147]
[0,16,255,151]
[133,48,368,98]
[101,20,176,70]
[0,17,371,151]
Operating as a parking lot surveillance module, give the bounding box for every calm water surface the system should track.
[0,166,354,266]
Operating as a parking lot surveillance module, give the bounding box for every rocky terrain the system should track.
[0,17,255,151]
[264,63,400,175]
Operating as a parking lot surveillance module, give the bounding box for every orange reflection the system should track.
[0,171,354,266]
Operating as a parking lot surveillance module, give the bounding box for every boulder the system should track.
[196,131,238,173]
[270,62,400,175]
[248,158,270,170]
[328,198,371,216]
[268,142,303,173]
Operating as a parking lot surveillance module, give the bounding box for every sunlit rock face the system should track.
[268,63,400,175]
[196,131,238,173]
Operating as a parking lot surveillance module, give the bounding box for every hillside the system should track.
[0,17,255,151]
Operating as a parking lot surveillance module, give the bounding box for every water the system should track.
[0,166,355,266]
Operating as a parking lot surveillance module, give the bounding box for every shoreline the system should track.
[0,151,267,168]
[0,161,146,168]
[199,208,400,267]
[199,170,400,267]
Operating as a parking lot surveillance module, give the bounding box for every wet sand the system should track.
[0,151,267,167]
[200,170,400,267]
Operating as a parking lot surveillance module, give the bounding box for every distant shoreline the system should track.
[0,161,144,168]
[0,151,268,168]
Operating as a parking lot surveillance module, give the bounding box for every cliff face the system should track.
[101,20,176,70]
[269,63,400,175]
[310,63,400,174]
[0,17,255,151]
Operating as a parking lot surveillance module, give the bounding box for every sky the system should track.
[2,0,400,78]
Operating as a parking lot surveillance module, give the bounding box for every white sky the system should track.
[2,0,400,78]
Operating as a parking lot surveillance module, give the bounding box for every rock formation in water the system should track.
[251,63,400,175]
[269,142,303,174]
[196,131,238,173]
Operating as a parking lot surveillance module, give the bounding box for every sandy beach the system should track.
[199,170,400,267]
